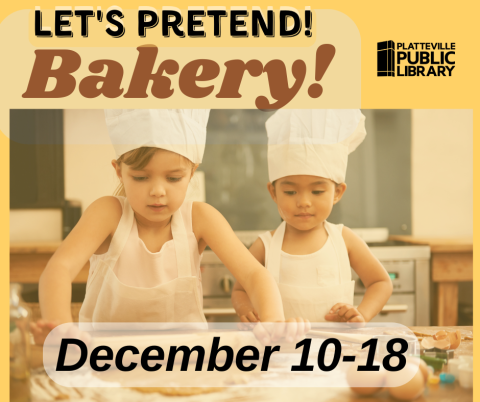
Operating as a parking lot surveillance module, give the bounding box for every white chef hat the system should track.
[105,109,210,163]
[266,109,366,183]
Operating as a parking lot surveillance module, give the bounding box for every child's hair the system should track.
[114,147,195,197]
[271,179,342,188]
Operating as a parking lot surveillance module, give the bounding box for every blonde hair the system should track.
[114,147,195,196]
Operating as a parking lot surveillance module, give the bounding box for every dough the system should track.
[132,387,223,396]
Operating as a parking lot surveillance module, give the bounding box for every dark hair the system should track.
[271,179,342,187]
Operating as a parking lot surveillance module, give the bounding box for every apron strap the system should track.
[104,197,135,269]
[266,221,286,283]
[171,206,192,278]
[324,221,352,283]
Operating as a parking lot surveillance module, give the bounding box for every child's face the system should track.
[114,149,196,224]
[268,175,346,231]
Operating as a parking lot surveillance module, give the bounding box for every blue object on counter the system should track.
[439,373,455,383]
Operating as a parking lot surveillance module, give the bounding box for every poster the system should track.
[2,1,476,401]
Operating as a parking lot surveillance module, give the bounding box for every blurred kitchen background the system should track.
[10,109,473,327]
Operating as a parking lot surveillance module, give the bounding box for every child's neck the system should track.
[134,212,173,253]
[282,221,328,255]
[134,212,172,232]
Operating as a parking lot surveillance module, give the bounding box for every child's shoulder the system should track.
[337,225,366,250]
[89,195,123,210]
[191,201,216,218]
[84,196,123,223]
[191,202,227,233]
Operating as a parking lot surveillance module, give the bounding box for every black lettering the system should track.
[56,339,87,371]
[207,10,227,37]
[261,345,280,371]
[207,337,233,371]
[141,346,164,372]
[90,346,113,372]
[35,9,52,37]
[162,10,185,38]
[236,346,259,372]
[116,346,139,372]
[75,9,94,37]
[291,338,314,371]
[279,10,301,37]
[445,51,455,64]
[230,10,248,38]
[55,9,73,37]
[167,345,205,371]
[397,51,407,63]
[106,9,125,38]
[252,9,274,37]
[138,10,159,37]
[407,52,419,64]
[188,10,205,37]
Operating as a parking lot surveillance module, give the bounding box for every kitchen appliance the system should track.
[201,229,430,326]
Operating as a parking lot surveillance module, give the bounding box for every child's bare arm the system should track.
[193,203,285,322]
[39,197,121,323]
[332,227,393,322]
[231,238,265,322]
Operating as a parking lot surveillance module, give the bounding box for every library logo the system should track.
[377,40,455,77]
[377,41,395,76]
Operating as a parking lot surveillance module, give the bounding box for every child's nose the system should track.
[297,194,312,207]
[150,180,166,197]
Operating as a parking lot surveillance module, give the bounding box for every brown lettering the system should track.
[216,60,263,98]
[124,46,179,99]
[255,59,306,109]
[22,50,81,98]
[79,60,124,98]
[179,59,220,98]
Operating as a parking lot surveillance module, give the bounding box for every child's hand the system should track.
[239,309,260,324]
[30,319,61,345]
[253,317,311,345]
[324,303,366,327]
[235,305,260,330]
[30,320,91,347]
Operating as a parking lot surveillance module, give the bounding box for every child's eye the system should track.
[312,191,325,195]
[284,191,296,195]
[133,176,148,182]
[167,177,183,182]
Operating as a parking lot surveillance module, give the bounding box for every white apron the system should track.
[266,221,355,322]
[78,197,207,328]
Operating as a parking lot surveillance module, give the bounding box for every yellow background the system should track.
[1,1,478,400]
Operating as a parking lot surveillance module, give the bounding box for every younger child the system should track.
[32,109,308,343]
[232,109,393,324]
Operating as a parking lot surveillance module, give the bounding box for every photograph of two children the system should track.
[4,3,475,402]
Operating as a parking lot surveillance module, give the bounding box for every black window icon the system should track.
[377,41,395,77]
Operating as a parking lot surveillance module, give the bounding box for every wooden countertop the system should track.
[389,235,473,253]
[10,242,89,284]
[10,242,62,254]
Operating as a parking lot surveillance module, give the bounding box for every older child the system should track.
[232,109,392,324]
[32,109,308,343]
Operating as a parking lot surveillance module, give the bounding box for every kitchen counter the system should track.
[389,236,473,253]
[389,236,473,326]
[10,242,90,283]
[25,326,473,402]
